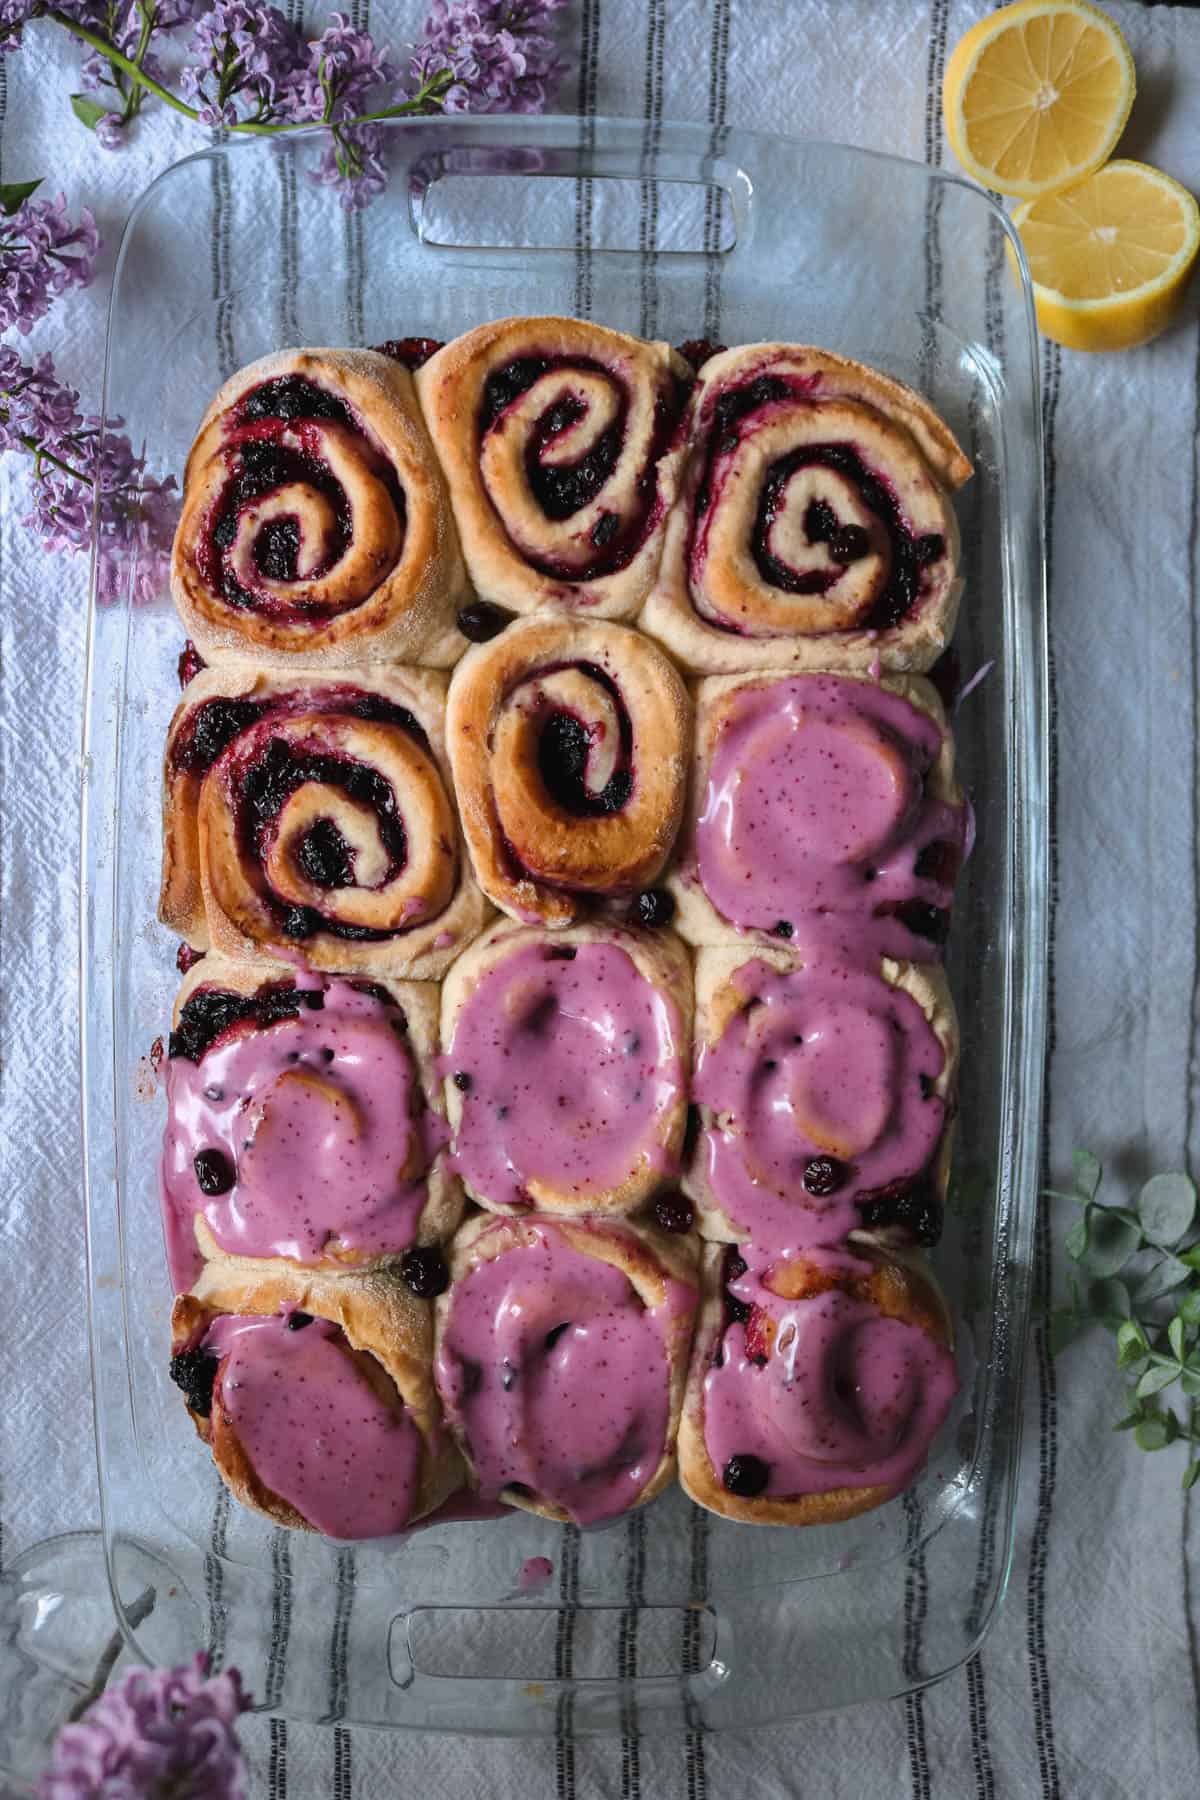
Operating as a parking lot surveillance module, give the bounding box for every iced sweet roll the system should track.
[171,347,468,667]
[641,343,971,675]
[159,664,488,975]
[440,919,691,1215]
[446,616,690,926]
[415,316,692,619]
[434,1214,698,1524]
[161,955,461,1292]
[678,1242,957,1524]
[170,1260,463,1537]
[670,669,966,963]
[686,947,957,1255]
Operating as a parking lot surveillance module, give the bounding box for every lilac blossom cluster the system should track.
[412,0,569,114]
[0,346,178,604]
[39,1654,251,1799]
[0,189,100,334]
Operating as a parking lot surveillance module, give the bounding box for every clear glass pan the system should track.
[81,115,1048,1733]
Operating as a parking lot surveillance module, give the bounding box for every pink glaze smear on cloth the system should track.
[435,1221,695,1524]
[694,957,946,1251]
[445,940,685,1208]
[703,1250,957,1499]
[695,674,964,962]
[203,1310,423,1538]
[162,974,446,1290]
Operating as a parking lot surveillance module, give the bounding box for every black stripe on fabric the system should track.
[277,0,304,347]
[333,1725,353,1800]
[1185,318,1200,1767]
[343,0,368,344]
[268,1715,288,1800]
[264,1528,293,1711]
[681,1500,708,1799]
[618,1509,646,1796]
[637,0,665,340]
[701,0,732,341]
[326,1545,357,1723]
[966,1652,996,1800]
[1025,335,1062,1800]
[572,0,600,321]
[554,1523,580,1800]
[204,1485,230,1671]
[901,1489,931,1800]
[212,144,236,380]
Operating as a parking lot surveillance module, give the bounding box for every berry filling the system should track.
[237,375,353,426]
[372,337,444,370]
[534,663,634,819]
[296,816,356,888]
[401,1245,450,1298]
[171,687,423,779]
[722,1453,769,1497]
[653,1191,694,1234]
[169,980,325,1063]
[169,1347,218,1416]
[177,640,206,688]
[456,601,513,642]
[633,888,675,928]
[857,1175,943,1247]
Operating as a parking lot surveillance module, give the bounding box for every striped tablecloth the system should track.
[3,1,1200,1793]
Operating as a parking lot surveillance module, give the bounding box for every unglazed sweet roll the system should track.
[434,1213,698,1524]
[441,919,691,1215]
[159,664,488,975]
[415,317,692,619]
[172,347,468,667]
[161,955,461,1293]
[170,1261,462,1537]
[686,947,958,1254]
[446,615,690,926]
[641,344,971,675]
[678,1241,957,1525]
[671,670,966,963]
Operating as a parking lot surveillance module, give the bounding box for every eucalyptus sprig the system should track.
[1050,1150,1200,1485]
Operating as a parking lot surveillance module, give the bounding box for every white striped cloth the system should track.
[3,1,1200,1794]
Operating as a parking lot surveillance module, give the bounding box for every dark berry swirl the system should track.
[446,616,689,926]
[415,318,692,620]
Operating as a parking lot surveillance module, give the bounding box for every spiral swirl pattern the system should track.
[642,344,972,675]
[172,348,466,666]
[446,617,690,925]
[415,317,692,619]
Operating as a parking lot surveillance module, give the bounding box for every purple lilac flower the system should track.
[180,0,304,125]
[281,10,396,121]
[1,348,179,606]
[411,0,569,115]
[0,191,100,334]
[39,1653,251,1798]
[311,120,389,211]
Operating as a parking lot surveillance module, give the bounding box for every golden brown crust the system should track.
[415,317,691,620]
[676,1242,951,1525]
[171,952,462,1272]
[171,1261,465,1532]
[435,1211,698,1522]
[172,348,469,668]
[439,918,693,1215]
[445,615,690,925]
[159,662,490,975]
[668,668,961,950]
[641,343,970,677]
[684,944,959,1246]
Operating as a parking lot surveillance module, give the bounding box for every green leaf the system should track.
[1178,1289,1200,1327]
[1180,1368,1200,1399]
[1135,1415,1171,1451]
[1083,1208,1141,1278]
[1072,1148,1102,1201]
[1180,1245,1200,1272]
[1138,1172,1197,1247]
[1117,1319,1150,1366]
[1112,1412,1143,1432]
[1087,1278,1131,1329]
[0,177,41,214]
[1065,1214,1089,1263]
[1131,1255,1192,1304]
[1170,1316,1187,1361]
[70,93,109,131]
[1184,1461,1200,1491]
[1136,1362,1181,1399]
[1049,1307,1081,1356]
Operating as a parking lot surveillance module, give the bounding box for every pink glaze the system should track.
[704,1250,957,1500]
[518,1555,555,1592]
[435,1221,695,1524]
[694,958,945,1252]
[445,942,685,1208]
[202,1310,422,1538]
[161,975,446,1291]
[695,676,964,962]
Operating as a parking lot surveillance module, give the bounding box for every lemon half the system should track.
[944,0,1135,200]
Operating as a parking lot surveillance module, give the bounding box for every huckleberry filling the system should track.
[400,1246,450,1298]
[533,663,635,819]
[653,1192,695,1234]
[237,375,354,427]
[633,888,675,928]
[169,1348,218,1416]
[171,688,425,779]
[372,337,444,370]
[169,981,326,1063]
[722,1453,769,1497]
[857,1176,944,1247]
[456,601,513,642]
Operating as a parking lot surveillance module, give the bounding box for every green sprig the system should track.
[1051,1152,1200,1487]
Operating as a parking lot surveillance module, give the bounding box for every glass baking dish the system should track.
[80,115,1047,1733]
